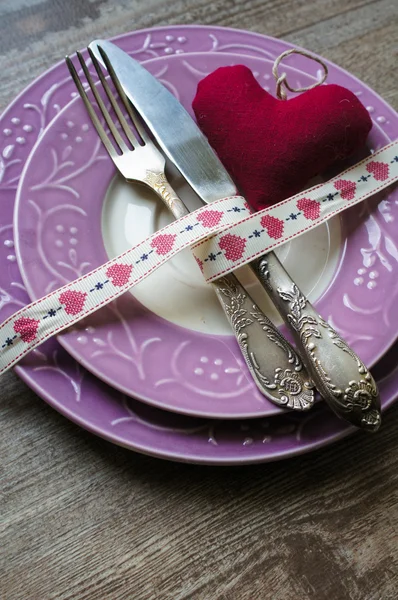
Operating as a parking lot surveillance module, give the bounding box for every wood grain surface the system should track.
[1,1,398,599]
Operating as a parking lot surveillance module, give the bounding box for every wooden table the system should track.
[1,2,397,598]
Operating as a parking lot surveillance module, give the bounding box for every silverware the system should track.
[90,39,381,431]
[66,49,315,411]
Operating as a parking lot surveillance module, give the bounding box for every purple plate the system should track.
[0,25,397,463]
[15,49,398,419]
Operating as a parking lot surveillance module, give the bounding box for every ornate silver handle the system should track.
[211,274,314,410]
[252,252,381,431]
[149,173,314,410]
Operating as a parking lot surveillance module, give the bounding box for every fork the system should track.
[66,49,315,411]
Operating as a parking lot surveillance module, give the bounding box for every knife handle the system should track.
[211,273,314,410]
[251,251,381,430]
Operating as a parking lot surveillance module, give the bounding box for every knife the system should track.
[90,40,381,431]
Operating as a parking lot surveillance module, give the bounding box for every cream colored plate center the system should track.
[102,163,341,335]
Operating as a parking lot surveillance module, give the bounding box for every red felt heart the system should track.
[192,66,372,211]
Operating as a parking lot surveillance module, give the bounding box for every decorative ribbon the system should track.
[0,141,397,375]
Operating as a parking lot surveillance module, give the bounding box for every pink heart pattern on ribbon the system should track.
[151,233,177,255]
[59,290,87,315]
[197,210,223,228]
[334,179,357,200]
[260,215,284,238]
[219,233,247,261]
[297,198,321,221]
[13,317,40,343]
[106,264,133,287]
[366,161,389,181]
[194,256,204,273]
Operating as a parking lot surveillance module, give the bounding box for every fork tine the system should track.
[65,55,117,159]
[98,46,151,144]
[75,51,129,153]
[87,47,141,150]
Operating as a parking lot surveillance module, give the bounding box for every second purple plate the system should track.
[1,24,397,462]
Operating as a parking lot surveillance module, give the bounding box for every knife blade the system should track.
[90,39,381,431]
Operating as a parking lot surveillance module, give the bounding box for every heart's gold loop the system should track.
[273,49,329,100]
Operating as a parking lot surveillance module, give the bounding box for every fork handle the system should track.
[251,252,381,430]
[143,171,188,219]
[211,273,314,410]
[149,176,314,410]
